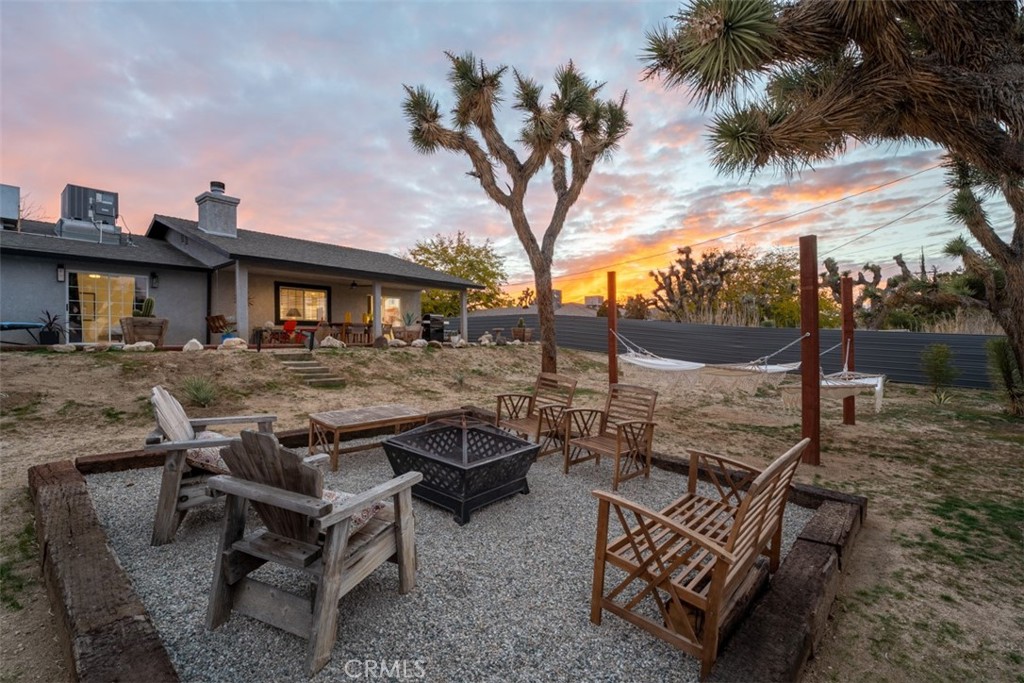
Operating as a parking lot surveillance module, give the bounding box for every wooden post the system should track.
[841,276,856,425]
[799,236,820,465]
[607,272,618,385]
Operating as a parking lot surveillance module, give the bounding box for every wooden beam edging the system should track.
[27,460,179,683]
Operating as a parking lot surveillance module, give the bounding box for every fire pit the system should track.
[382,418,540,525]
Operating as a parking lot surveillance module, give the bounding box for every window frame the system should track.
[273,281,331,326]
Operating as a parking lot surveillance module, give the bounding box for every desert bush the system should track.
[921,344,959,393]
[986,338,1024,417]
[182,376,217,407]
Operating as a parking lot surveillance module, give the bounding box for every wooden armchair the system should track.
[206,314,230,334]
[563,384,658,490]
[144,385,277,546]
[590,438,810,679]
[207,430,422,676]
[495,372,578,457]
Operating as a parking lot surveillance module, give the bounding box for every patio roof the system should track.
[149,215,483,291]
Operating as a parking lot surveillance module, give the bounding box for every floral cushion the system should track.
[321,489,389,532]
[185,430,229,473]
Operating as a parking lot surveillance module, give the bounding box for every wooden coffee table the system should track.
[308,404,428,471]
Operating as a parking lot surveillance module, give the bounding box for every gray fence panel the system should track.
[453,315,999,388]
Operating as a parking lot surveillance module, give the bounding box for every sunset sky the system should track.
[2,1,1011,303]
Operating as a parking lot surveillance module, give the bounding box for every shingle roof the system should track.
[0,220,208,269]
[149,215,483,290]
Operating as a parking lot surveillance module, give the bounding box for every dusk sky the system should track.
[2,1,1011,303]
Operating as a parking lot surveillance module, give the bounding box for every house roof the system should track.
[0,220,209,269]
[148,215,483,290]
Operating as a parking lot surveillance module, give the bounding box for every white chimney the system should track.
[195,180,239,237]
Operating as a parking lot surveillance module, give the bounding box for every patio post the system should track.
[799,235,820,465]
[372,282,382,339]
[607,271,617,385]
[841,276,856,425]
[234,260,249,341]
[460,290,468,342]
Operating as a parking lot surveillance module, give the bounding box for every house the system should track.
[0,182,482,345]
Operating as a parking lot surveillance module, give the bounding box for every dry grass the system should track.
[0,345,1020,682]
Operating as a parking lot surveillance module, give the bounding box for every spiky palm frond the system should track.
[512,69,543,115]
[947,187,988,226]
[444,51,507,130]
[402,84,446,154]
[642,0,777,109]
[943,235,970,259]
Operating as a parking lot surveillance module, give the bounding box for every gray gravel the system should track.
[89,449,813,683]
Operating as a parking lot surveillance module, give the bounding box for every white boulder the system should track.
[182,339,204,352]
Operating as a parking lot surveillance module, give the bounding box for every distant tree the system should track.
[623,294,650,320]
[649,246,745,322]
[725,249,800,327]
[516,288,536,309]
[403,52,630,373]
[643,0,1023,384]
[407,232,511,316]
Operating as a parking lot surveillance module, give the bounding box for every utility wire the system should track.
[821,190,954,257]
[505,162,944,287]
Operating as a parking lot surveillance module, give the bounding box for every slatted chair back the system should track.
[532,372,578,412]
[600,384,658,433]
[219,430,323,544]
[151,385,195,442]
[723,438,807,588]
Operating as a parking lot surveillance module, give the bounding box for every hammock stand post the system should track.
[800,235,821,465]
[607,271,618,385]
[841,276,856,426]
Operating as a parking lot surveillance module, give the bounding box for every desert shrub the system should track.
[986,338,1024,417]
[182,376,217,407]
[921,344,959,393]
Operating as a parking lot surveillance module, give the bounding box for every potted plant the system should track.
[38,310,65,345]
[120,297,169,346]
[512,316,532,342]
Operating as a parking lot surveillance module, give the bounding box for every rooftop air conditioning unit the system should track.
[0,184,19,230]
[61,184,118,225]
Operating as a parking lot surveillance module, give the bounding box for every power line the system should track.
[505,162,944,287]
[821,190,954,257]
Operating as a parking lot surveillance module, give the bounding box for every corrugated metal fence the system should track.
[456,314,1001,389]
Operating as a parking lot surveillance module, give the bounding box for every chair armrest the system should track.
[207,475,332,517]
[318,471,424,528]
[593,489,735,564]
[564,408,605,438]
[302,452,330,467]
[144,436,239,453]
[686,449,763,477]
[613,420,657,446]
[496,393,533,421]
[188,415,277,429]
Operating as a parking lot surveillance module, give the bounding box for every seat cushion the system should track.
[321,489,389,532]
[185,430,229,473]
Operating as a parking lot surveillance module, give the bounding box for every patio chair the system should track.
[207,430,422,676]
[590,438,809,679]
[495,372,578,457]
[144,385,278,546]
[563,384,658,490]
[206,314,230,334]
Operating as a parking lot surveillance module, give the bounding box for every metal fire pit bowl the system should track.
[382,417,539,525]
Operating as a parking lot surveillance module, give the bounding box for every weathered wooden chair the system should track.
[144,385,277,546]
[206,314,230,335]
[495,372,578,457]
[207,430,422,676]
[590,438,810,679]
[562,384,658,490]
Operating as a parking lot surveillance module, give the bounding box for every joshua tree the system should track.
[643,0,1023,380]
[403,52,630,373]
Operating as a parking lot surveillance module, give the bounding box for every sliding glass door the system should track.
[67,272,148,343]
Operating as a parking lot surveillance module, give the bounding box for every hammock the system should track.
[614,331,803,393]
[779,341,886,412]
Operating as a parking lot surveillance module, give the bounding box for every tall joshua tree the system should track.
[403,52,630,372]
[643,0,1024,382]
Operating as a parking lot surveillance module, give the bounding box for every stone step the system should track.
[288,368,333,376]
[304,377,345,387]
[281,362,323,369]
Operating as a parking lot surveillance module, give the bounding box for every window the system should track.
[275,282,330,324]
[67,272,147,343]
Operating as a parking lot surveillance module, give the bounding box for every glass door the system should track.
[68,272,148,343]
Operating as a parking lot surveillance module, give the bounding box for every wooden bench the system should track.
[562,384,658,490]
[495,372,578,457]
[590,438,810,679]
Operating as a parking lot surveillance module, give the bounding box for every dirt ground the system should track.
[1,345,1021,682]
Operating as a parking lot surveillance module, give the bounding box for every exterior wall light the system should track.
[56,265,66,282]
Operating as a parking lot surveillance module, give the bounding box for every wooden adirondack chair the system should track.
[590,438,810,679]
[495,372,578,457]
[144,385,277,546]
[207,430,422,676]
[562,384,658,490]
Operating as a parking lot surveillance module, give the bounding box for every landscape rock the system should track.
[428,340,443,349]
[182,339,204,352]
[410,339,428,348]
[217,338,248,351]
[478,333,493,345]
[453,338,469,348]
[373,335,389,349]
[319,335,344,348]
[123,342,156,352]
[388,338,408,348]
[50,344,76,353]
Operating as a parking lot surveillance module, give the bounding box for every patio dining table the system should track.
[0,321,44,344]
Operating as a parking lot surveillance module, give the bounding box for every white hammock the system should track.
[780,371,886,413]
[614,331,803,393]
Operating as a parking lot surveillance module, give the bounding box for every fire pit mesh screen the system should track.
[383,418,540,524]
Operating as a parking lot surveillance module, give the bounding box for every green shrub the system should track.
[986,338,1024,417]
[182,376,217,407]
[921,344,959,393]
